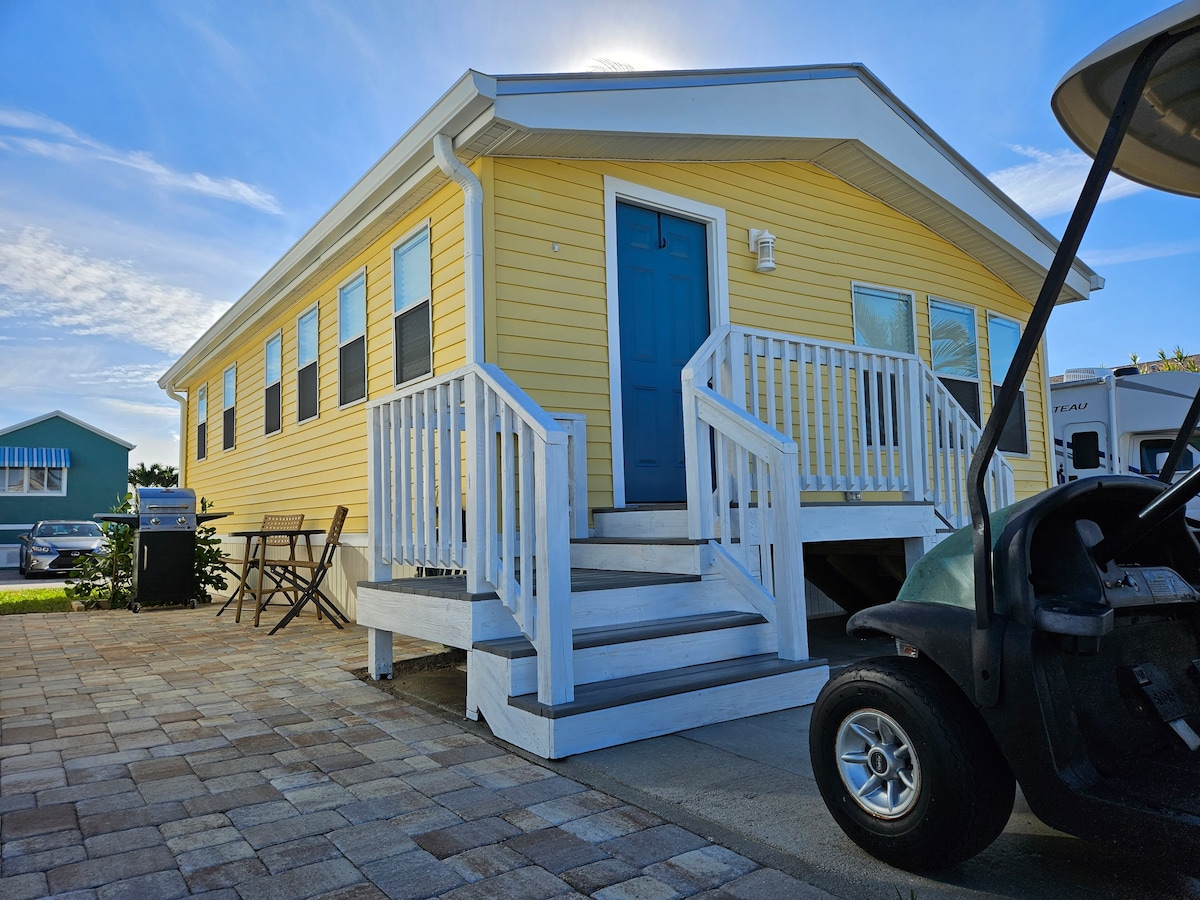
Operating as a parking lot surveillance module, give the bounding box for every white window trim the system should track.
[850,281,918,357]
[986,312,1031,458]
[603,176,729,508]
[222,363,237,451]
[1,466,68,497]
[264,330,283,437]
[391,221,433,390]
[928,296,981,421]
[196,383,208,461]
[296,304,320,424]
[337,267,369,409]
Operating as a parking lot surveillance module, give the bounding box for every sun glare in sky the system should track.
[569,47,676,73]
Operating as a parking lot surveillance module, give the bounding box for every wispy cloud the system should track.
[0,108,281,214]
[988,146,1145,218]
[0,227,229,355]
[99,397,179,418]
[1082,238,1200,267]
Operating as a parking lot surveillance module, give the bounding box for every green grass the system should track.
[0,587,74,615]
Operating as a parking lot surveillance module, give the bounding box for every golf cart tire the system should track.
[810,655,1015,871]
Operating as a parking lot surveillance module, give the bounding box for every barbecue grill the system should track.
[96,487,223,612]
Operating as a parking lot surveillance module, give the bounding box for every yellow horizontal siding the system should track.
[491,158,1051,505]
[183,181,467,534]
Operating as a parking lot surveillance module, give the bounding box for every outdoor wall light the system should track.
[749,228,777,273]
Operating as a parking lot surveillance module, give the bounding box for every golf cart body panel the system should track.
[850,475,1200,852]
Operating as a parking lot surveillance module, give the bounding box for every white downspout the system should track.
[1106,371,1121,474]
[165,385,188,486]
[433,133,484,364]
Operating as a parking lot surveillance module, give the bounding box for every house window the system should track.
[0,449,69,495]
[393,227,432,387]
[339,271,367,406]
[988,315,1028,455]
[853,284,915,354]
[265,333,282,435]
[297,307,319,423]
[223,364,237,451]
[197,384,208,460]
[929,298,981,425]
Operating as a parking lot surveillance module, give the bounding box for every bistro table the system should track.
[226,526,326,627]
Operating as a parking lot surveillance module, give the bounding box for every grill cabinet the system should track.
[132,487,198,609]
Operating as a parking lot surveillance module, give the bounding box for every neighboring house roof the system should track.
[161,64,1103,390]
[0,410,136,450]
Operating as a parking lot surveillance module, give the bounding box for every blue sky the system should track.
[0,0,1196,467]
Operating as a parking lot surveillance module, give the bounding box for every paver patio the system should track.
[0,606,832,899]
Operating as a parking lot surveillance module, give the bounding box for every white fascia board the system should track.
[0,410,136,450]
[492,71,1097,301]
[160,71,498,390]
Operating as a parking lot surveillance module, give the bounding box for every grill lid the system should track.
[135,487,197,531]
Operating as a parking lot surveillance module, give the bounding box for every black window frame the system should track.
[264,332,282,436]
[297,306,319,423]
[393,226,433,388]
[338,271,367,407]
[222,365,237,451]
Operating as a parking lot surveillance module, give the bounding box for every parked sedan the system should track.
[18,521,105,578]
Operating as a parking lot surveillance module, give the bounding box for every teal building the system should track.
[0,411,134,567]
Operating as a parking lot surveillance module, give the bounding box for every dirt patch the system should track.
[352,648,468,717]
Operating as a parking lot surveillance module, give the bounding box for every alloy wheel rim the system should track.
[834,708,921,818]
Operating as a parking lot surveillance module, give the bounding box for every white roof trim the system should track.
[161,64,1100,390]
[0,410,135,450]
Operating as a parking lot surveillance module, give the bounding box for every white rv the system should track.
[1051,366,1200,519]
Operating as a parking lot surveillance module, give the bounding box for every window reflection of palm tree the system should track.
[931,319,977,378]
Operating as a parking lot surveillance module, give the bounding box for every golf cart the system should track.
[809,2,1200,872]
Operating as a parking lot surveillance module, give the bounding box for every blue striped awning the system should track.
[0,447,71,468]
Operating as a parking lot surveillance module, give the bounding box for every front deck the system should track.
[358,326,1012,757]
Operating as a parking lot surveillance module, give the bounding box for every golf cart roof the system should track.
[1052,1,1200,197]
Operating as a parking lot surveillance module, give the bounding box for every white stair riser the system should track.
[357,588,521,648]
[570,577,753,628]
[592,508,689,539]
[501,622,778,695]
[571,541,710,575]
[471,655,829,759]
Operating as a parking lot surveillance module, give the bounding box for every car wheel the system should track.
[809,656,1015,871]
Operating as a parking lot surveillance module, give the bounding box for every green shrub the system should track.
[66,494,135,609]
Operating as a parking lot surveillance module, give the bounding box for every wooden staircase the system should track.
[358,504,829,759]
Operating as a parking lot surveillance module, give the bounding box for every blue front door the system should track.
[616,201,711,503]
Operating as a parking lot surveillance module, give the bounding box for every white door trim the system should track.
[603,175,730,509]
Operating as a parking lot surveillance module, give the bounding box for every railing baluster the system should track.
[501,404,516,610]
[519,421,536,638]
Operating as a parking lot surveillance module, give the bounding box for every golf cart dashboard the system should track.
[1018,478,1200,641]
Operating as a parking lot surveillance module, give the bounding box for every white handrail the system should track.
[682,372,808,660]
[685,325,1013,536]
[367,363,575,705]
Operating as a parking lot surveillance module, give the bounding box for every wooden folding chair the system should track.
[216,513,305,617]
[261,506,351,634]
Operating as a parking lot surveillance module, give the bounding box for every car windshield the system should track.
[37,522,103,538]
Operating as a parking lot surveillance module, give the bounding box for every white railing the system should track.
[367,363,577,705]
[681,375,808,660]
[684,324,1014,539]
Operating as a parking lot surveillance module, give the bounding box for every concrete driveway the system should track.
[2,605,1197,899]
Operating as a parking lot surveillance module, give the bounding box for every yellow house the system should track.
[160,65,1100,758]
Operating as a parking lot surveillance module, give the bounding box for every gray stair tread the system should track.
[359,568,699,602]
[592,503,687,513]
[572,537,705,545]
[474,610,768,659]
[510,653,826,719]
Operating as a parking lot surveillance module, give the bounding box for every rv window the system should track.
[1072,430,1101,470]
[1140,437,1199,476]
